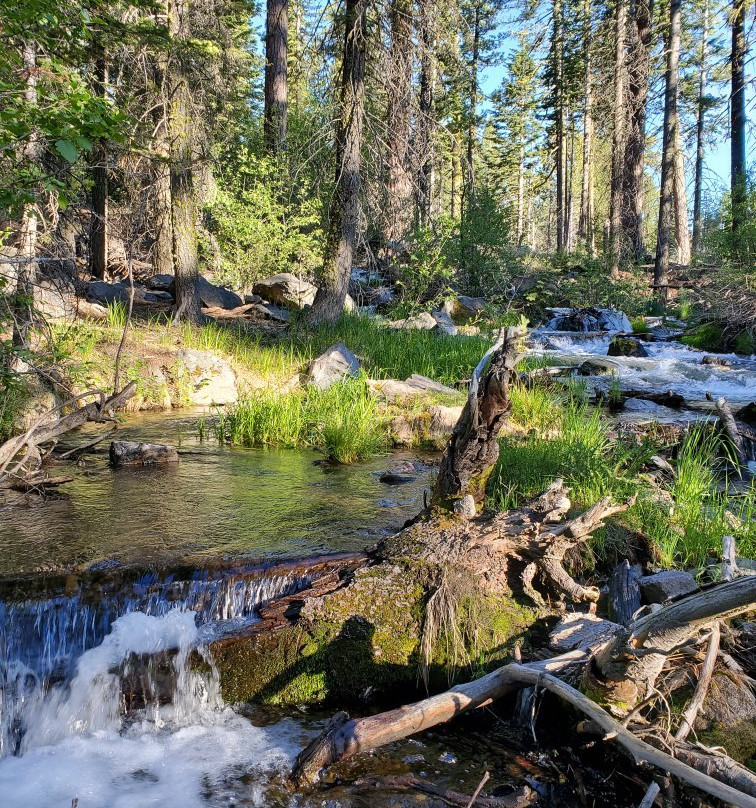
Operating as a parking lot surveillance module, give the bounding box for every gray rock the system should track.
[244,293,264,305]
[109,441,179,466]
[146,274,174,292]
[176,349,238,406]
[248,302,290,323]
[578,357,620,375]
[144,290,174,303]
[640,570,699,603]
[368,374,459,402]
[444,295,488,323]
[197,276,243,310]
[389,311,438,330]
[431,309,458,335]
[454,494,477,518]
[253,273,317,309]
[35,277,77,319]
[86,281,130,306]
[304,343,361,390]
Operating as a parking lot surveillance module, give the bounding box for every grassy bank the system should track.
[489,386,756,567]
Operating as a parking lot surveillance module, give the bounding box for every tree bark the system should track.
[264,0,288,155]
[554,0,567,252]
[306,0,367,324]
[673,122,691,265]
[13,41,42,353]
[654,0,681,303]
[620,0,652,262]
[609,0,627,272]
[152,4,174,279]
[89,56,109,280]
[517,142,526,245]
[692,0,709,257]
[730,0,747,233]
[578,0,595,256]
[385,0,413,252]
[434,328,521,506]
[466,2,481,200]
[168,0,203,323]
[417,0,436,226]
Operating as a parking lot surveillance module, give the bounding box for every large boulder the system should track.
[545,307,632,334]
[304,343,361,390]
[608,336,648,358]
[176,349,238,406]
[253,273,317,310]
[443,296,488,323]
[431,309,458,335]
[146,274,175,292]
[35,277,77,320]
[639,570,698,604]
[109,441,179,467]
[86,281,130,306]
[198,276,243,310]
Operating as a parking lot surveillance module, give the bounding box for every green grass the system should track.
[212,376,386,463]
[106,301,128,331]
[487,402,755,568]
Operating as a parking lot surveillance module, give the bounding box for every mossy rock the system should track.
[209,561,541,707]
[679,323,726,352]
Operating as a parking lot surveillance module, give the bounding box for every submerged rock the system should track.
[639,570,698,603]
[253,272,317,309]
[304,343,360,390]
[546,307,632,334]
[607,336,648,358]
[109,441,179,466]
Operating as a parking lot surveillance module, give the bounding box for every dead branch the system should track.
[675,623,720,741]
[707,392,748,469]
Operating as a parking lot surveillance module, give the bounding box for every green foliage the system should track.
[212,377,385,463]
[680,322,725,351]
[206,150,323,289]
[395,220,457,310]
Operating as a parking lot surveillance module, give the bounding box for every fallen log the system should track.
[708,392,749,470]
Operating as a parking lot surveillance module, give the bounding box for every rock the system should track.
[197,276,243,310]
[701,355,734,368]
[252,273,317,310]
[248,302,290,323]
[369,374,459,402]
[304,343,361,390]
[431,309,458,335]
[390,404,462,448]
[697,670,756,761]
[546,307,632,334]
[34,278,77,320]
[344,294,357,313]
[109,441,179,466]
[443,295,488,323]
[144,290,174,303]
[176,349,238,406]
[578,357,620,375]
[388,311,438,330]
[146,274,174,292]
[453,494,476,518]
[639,570,698,604]
[244,293,264,305]
[608,336,648,358]
[379,471,416,485]
[86,281,130,306]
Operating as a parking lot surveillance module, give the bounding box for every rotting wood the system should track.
[708,392,749,470]
[0,383,137,482]
[434,327,523,506]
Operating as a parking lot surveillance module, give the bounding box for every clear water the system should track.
[0,412,435,577]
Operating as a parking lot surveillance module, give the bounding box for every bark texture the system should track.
[730,0,747,233]
[264,0,288,155]
[307,0,367,324]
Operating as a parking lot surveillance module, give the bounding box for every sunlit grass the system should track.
[212,376,386,463]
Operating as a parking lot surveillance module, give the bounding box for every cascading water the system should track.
[0,570,312,807]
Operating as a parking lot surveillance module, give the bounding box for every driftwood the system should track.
[435,327,523,505]
[0,383,137,482]
[708,392,749,470]
[109,440,179,466]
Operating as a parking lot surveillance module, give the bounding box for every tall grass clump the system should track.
[212,377,385,463]
[106,301,128,330]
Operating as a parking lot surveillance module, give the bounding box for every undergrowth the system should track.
[489,387,755,567]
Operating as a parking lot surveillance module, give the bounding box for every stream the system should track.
[0,313,753,807]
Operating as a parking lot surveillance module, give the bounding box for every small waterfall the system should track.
[0,569,310,758]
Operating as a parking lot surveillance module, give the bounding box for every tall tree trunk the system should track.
[385,0,413,252]
[169,0,203,323]
[730,0,747,233]
[89,56,109,280]
[620,0,652,262]
[13,41,41,353]
[554,0,567,252]
[417,0,436,226]
[566,116,575,250]
[307,0,367,325]
[578,0,595,256]
[609,0,628,272]
[451,137,461,220]
[673,123,691,265]
[517,142,525,245]
[692,0,709,257]
[466,3,480,199]
[152,6,174,278]
[264,0,288,155]
[654,0,682,303]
